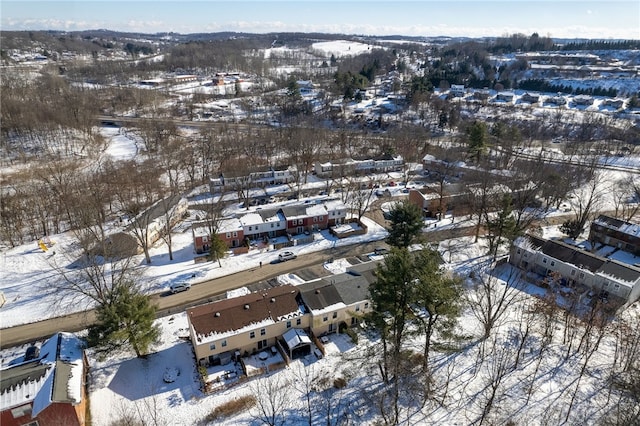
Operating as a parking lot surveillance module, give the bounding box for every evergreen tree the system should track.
[412,248,462,371]
[467,121,489,164]
[88,283,159,358]
[208,234,228,267]
[386,200,424,248]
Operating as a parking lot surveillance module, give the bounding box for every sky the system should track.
[1,0,639,40]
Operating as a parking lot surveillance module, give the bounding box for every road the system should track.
[0,240,386,349]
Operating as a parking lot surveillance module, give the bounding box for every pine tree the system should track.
[467,121,489,164]
[88,283,159,358]
[386,200,424,248]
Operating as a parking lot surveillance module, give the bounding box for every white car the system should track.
[169,282,191,294]
[278,251,297,262]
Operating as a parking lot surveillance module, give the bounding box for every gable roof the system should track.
[187,285,303,343]
[298,280,343,311]
[0,333,85,415]
[517,235,640,286]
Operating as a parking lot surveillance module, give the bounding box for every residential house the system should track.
[209,166,294,194]
[521,92,540,104]
[188,262,378,367]
[472,89,491,101]
[589,215,640,256]
[241,209,287,241]
[602,99,625,109]
[324,199,347,226]
[572,94,594,106]
[187,284,308,366]
[510,235,640,307]
[192,200,346,252]
[314,155,403,178]
[295,261,377,337]
[449,84,466,98]
[495,91,515,103]
[282,204,328,234]
[1,333,87,426]
[98,194,188,257]
[546,95,567,105]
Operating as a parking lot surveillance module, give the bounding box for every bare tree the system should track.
[249,373,290,426]
[465,263,523,341]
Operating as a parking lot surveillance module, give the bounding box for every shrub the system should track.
[204,395,257,422]
[333,377,347,389]
[344,327,359,344]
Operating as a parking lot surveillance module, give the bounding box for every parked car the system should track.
[278,251,297,262]
[163,367,180,383]
[169,282,191,294]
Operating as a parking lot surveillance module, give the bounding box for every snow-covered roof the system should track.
[187,285,305,344]
[593,215,640,238]
[282,328,311,350]
[217,217,243,233]
[239,212,264,227]
[0,333,84,415]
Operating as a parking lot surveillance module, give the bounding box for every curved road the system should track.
[0,240,385,349]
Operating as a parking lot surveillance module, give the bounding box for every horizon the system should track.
[2,1,639,40]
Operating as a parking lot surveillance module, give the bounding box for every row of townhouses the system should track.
[314,154,404,178]
[187,261,378,367]
[192,199,347,252]
[209,165,294,194]
[510,234,640,307]
[589,214,640,256]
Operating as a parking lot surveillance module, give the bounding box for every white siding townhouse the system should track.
[510,235,640,308]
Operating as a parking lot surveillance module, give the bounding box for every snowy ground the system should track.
[2,125,640,425]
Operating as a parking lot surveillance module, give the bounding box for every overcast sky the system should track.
[2,1,639,39]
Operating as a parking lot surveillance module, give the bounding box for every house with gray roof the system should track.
[510,235,640,308]
[589,215,640,256]
[299,261,378,335]
[0,333,87,426]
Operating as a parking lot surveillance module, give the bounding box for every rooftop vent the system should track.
[214,312,220,317]
[271,298,276,303]
[244,304,250,310]
[315,289,320,294]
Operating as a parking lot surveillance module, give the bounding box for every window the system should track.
[332,312,337,319]
[550,261,555,267]
[286,321,291,329]
[355,305,360,312]
[323,316,328,322]
[271,223,274,228]
[248,226,252,231]
[296,318,301,325]
[571,270,576,276]
[250,331,255,339]
[614,284,620,291]
[603,282,609,288]
[364,302,369,309]
[542,258,547,264]
[221,340,227,347]
[11,405,32,418]
[313,216,318,222]
[232,231,238,237]
[516,249,521,254]
[579,272,585,279]
[209,343,216,350]
[226,232,231,238]
[260,328,266,336]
